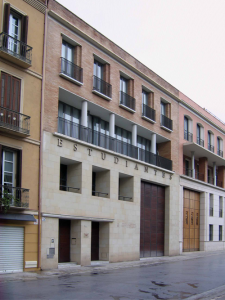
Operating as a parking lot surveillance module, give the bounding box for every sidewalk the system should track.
[0,250,224,283]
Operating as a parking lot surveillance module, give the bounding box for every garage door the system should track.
[0,226,24,273]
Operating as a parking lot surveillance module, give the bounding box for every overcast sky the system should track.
[57,0,225,123]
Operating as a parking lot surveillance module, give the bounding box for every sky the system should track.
[57,0,225,123]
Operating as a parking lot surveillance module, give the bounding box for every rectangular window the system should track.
[219,225,222,241]
[60,164,67,191]
[115,126,132,156]
[209,224,213,241]
[58,102,81,138]
[219,197,223,218]
[209,194,213,216]
[184,116,188,140]
[61,41,74,77]
[142,90,155,121]
[0,72,21,111]
[160,100,172,130]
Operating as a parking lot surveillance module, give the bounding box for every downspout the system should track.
[38,1,48,270]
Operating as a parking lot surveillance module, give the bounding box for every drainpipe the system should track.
[38,2,48,270]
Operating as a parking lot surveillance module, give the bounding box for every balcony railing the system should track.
[208,144,214,152]
[183,168,192,177]
[197,137,204,147]
[209,207,213,216]
[120,91,135,111]
[208,176,214,185]
[0,32,32,65]
[0,106,30,135]
[219,209,223,218]
[92,191,108,197]
[217,150,223,157]
[184,130,193,142]
[216,179,223,188]
[93,75,112,98]
[118,195,132,201]
[195,171,204,182]
[60,57,83,83]
[142,104,155,121]
[161,114,173,131]
[0,185,29,208]
[60,185,80,192]
[58,117,172,171]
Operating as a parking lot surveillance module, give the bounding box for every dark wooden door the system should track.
[140,182,165,257]
[58,219,70,263]
[183,189,200,252]
[91,222,99,260]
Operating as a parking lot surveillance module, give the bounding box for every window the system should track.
[92,166,110,198]
[217,137,223,157]
[61,41,74,76]
[184,159,190,176]
[142,89,155,121]
[88,115,109,148]
[94,60,103,80]
[219,225,222,241]
[118,173,133,202]
[60,164,67,191]
[219,197,223,218]
[196,124,204,147]
[59,158,81,193]
[115,126,132,156]
[58,102,81,138]
[160,100,172,131]
[209,194,213,216]
[209,224,213,241]
[208,131,214,152]
[92,60,111,98]
[208,168,213,185]
[120,76,128,94]
[120,76,135,111]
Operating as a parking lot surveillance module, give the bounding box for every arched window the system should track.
[208,130,214,152]
[184,115,193,141]
[196,123,204,147]
[217,137,223,157]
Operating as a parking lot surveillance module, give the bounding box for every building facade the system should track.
[0,0,46,272]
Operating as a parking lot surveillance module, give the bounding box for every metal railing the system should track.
[142,104,155,121]
[217,150,223,157]
[93,75,112,98]
[216,179,223,188]
[195,171,204,182]
[60,57,83,83]
[58,117,173,171]
[0,106,30,135]
[0,185,29,208]
[118,195,132,201]
[161,114,173,131]
[92,191,108,197]
[184,130,193,142]
[219,209,223,218]
[197,137,204,147]
[120,91,135,111]
[183,168,192,177]
[208,176,214,185]
[208,144,214,152]
[60,185,80,192]
[0,32,32,65]
[209,207,213,216]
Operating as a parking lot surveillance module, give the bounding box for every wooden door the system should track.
[58,219,70,262]
[91,222,99,260]
[140,182,165,257]
[183,189,200,252]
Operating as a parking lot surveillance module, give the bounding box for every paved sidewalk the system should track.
[0,250,224,283]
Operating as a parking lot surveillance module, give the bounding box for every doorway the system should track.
[58,219,70,262]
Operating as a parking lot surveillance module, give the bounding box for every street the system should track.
[1,253,225,300]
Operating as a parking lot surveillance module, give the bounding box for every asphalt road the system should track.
[1,253,225,300]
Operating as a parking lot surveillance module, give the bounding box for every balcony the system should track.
[60,185,80,193]
[60,57,83,85]
[0,106,30,136]
[217,150,223,157]
[197,137,204,147]
[0,185,29,209]
[58,117,173,171]
[183,168,192,177]
[184,130,193,142]
[208,144,214,153]
[142,104,155,122]
[92,75,112,100]
[161,114,173,131]
[183,167,205,182]
[0,32,32,68]
[92,191,108,197]
[119,91,135,112]
[216,179,223,188]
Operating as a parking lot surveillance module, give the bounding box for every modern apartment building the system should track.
[0,0,46,272]
[41,0,181,269]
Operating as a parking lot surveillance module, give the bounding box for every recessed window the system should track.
[59,158,81,193]
[184,116,193,142]
[118,173,133,202]
[209,194,213,216]
[217,137,223,157]
[92,166,110,198]
[219,197,223,218]
[92,59,112,99]
[58,102,81,138]
[209,224,213,241]
[219,225,222,241]
[197,124,204,147]
[142,89,155,122]
[119,76,135,112]
[160,100,172,131]
[208,131,214,152]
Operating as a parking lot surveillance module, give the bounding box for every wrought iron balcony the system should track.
[59,185,80,192]
[0,106,30,136]
[58,117,173,171]
[60,57,83,83]
[120,91,135,111]
[209,207,213,216]
[161,114,173,131]
[184,130,193,142]
[118,195,132,201]
[92,191,108,197]
[142,104,155,121]
[93,75,112,98]
[217,150,223,157]
[219,209,223,218]
[208,144,214,152]
[197,137,204,147]
[0,185,29,209]
[0,32,32,67]
[208,176,213,185]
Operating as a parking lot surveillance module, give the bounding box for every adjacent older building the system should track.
[0,0,46,272]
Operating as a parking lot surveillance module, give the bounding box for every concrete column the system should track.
[109,113,115,138]
[213,162,217,185]
[150,133,157,154]
[81,101,88,127]
[132,124,137,146]
[191,151,195,178]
